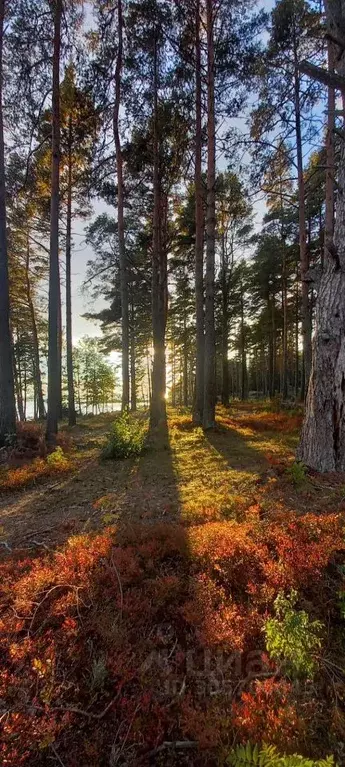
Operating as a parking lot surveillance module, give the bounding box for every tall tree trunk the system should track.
[295,269,299,399]
[203,0,216,429]
[66,114,76,426]
[240,286,247,400]
[130,301,136,411]
[280,186,288,400]
[282,261,288,399]
[293,41,311,398]
[297,13,343,471]
[25,234,45,419]
[0,0,16,443]
[183,313,188,407]
[114,0,129,411]
[193,0,204,425]
[147,350,152,407]
[46,0,62,441]
[268,297,275,399]
[13,345,24,422]
[150,34,167,427]
[221,232,229,406]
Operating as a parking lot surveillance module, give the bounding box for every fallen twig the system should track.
[50,743,66,767]
[35,692,120,721]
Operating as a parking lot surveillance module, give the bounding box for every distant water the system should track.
[21,400,122,421]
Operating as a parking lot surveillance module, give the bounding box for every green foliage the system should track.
[264,590,322,678]
[102,412,146,460]
[227,742,336,767]
[286,461,307,487]
[46,446,68,469]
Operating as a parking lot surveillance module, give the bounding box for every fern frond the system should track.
[227,742,337,767]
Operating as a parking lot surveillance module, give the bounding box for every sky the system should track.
[69,0,275,347]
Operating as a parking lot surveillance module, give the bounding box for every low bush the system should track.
[46,446,68,469]
[286,461,307,487]
[101,411,147,460]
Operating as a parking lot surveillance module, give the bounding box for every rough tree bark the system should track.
[0,0,16,443]
[193,0,204,425]
[150,33,167,427]
[293,37,311,398]
[114,0,129,411]
[298,1,345,471]
[65,113,76,426]
[203,0,216,429]
[46,0,62,441]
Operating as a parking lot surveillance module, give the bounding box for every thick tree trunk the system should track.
[0,0,16,443]
[25,234,45,420]
[66,116,76,427]
[114,0,129,411]
[193,0,204,425]
[46,0,62,442]
[150,36,167,427]
[297,14,344,471]
[294,49,311,398]
[203,0,216,429]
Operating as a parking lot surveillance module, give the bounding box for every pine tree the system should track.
[0,0,16,443]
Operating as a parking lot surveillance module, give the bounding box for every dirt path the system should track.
[0,416,121,551]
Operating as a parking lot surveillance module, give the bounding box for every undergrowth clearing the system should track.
[1,404,345,766]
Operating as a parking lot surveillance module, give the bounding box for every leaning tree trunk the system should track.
[298,9,345,471]
[203,0,216,429]
[193,0,204,425]
[46,0,62,442]
[66,115,76,427]
[114,0,129,411]
[0,0,16,443]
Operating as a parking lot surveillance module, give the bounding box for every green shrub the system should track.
[102,412,146,460]
[264,590,323,678]
[46,446,68,468]
[286,461,307,487]
[227,742,336,767]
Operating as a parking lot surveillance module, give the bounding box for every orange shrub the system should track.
[232,679,306,747]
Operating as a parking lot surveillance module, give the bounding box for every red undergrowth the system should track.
[1,509,345,765]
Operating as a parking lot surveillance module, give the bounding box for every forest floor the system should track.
[1,404,345,766]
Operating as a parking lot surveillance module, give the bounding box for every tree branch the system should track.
[299,59,345,91]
